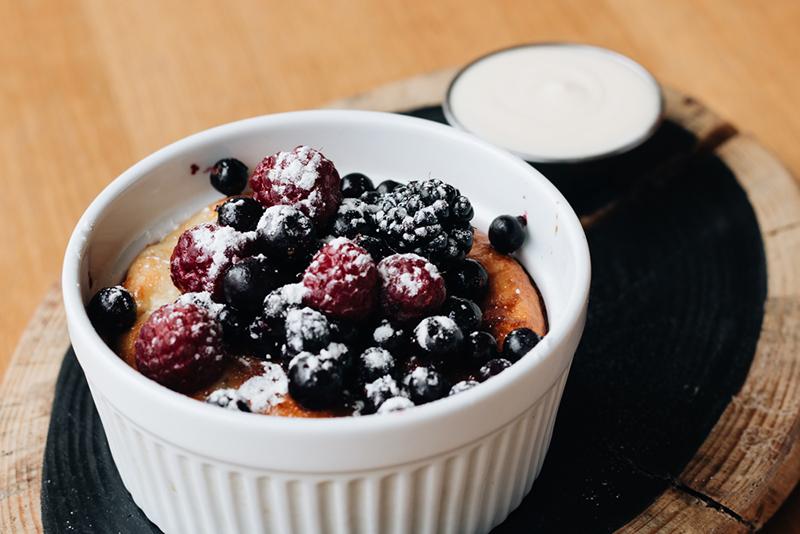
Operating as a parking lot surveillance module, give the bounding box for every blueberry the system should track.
[488,215,527,254]
[288,354,344,410]
[358,347,396,386]
[363,375,401,413]
[503,327,541,362]
[341,173,375,198]
[403,367,449,405]
[452,195,474,222]
[442,296,482,332]
[479,358,512,381]
[256,205,315,263]
[205,389,251,412]
[449,380,479,396]
[222,256,283,314]
[330,199,373,238]
[376,180,401,194]
[209,158,249,196]
[263,284,304,322]
[284,307,330,354]
[87,286,137,337]
[372,319,409,354]
[216,197,265,232]
[246,315,283,358]
[466,331,498,365]
[218,307,249,351]
[329,319,361,345]
[354,235,392,261]
[360,190,383,205]
[413,316,464,358]
[444,259,489,301]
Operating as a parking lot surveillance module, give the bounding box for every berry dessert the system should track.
[88,145,547,418]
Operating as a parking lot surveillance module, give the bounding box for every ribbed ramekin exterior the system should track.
[90,369,568,534]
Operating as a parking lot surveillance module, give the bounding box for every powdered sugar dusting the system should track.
[185,223,253,280]
[175,291,224,318]
[378,253,440,297]
[373,321,395,343]
[449,380,479,396]
[414,316,458,347]
[361,347,394,370]
[236,362,288,413]
[377,396,415,414]
[268,145,322,191]
[365,375,399,399]
[285,307,329,353]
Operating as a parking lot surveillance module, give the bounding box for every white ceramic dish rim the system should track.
[62,109,590,441]
[442,42,666,164]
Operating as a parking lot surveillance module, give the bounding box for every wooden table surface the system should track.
[2,0,799,530]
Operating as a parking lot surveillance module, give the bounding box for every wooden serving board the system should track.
[2,68,800,533]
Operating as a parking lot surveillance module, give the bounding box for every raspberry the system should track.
[302,237,378,320]
[377,253,446,321]
[134,302,226,392]
[249,146,342,228]
[170,223,252,299]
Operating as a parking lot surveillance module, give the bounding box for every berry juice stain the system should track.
[190,163,200,175]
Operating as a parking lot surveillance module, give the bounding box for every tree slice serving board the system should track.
[0,68,798,533]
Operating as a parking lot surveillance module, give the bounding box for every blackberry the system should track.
[330,198,374,238]
[209,158,249,196]
[371,179,475,264]
[87,286,137,337]
[451,195,474,222]
[216,197,265,232]
[341,173,375,198]
[503,327,541,362]
[353,235,392,261]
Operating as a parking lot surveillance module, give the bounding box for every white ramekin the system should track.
[62,110,590,534]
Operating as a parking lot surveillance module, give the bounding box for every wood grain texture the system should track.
[0,286,63,534]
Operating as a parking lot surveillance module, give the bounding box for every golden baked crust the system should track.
[118,199,548,417]
[469,232,548,345]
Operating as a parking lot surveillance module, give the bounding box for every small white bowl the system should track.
[62,110,590,534]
